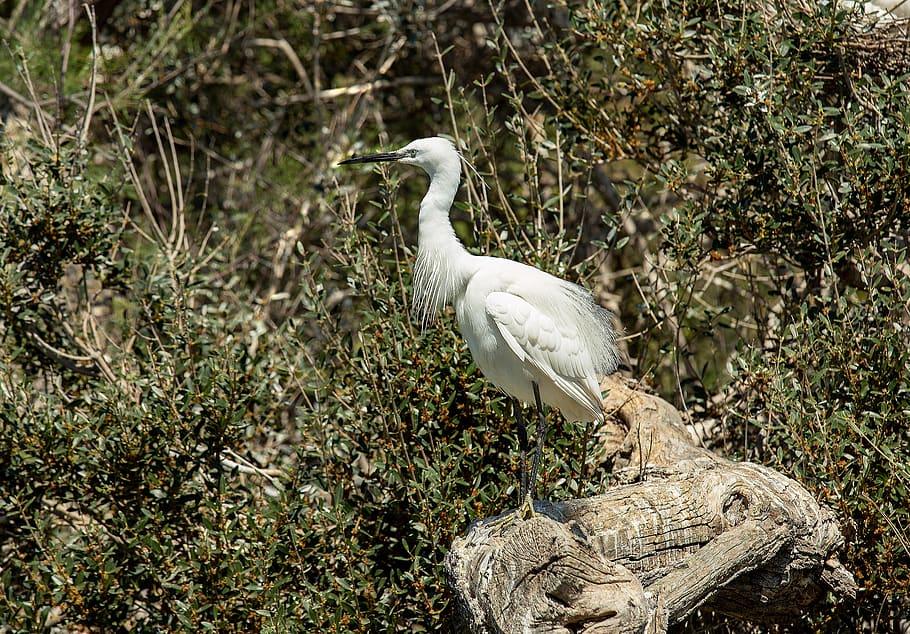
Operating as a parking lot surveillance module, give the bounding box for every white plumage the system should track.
[340,136,621,509]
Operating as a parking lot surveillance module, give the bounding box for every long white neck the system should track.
[413,169,475,327]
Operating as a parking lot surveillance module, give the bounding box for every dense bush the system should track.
[514,0,910,623]
[0,0,907,631]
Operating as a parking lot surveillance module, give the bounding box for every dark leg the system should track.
[527,382,547,502]
[513,398,529,502]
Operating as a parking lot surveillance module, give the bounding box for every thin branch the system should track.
[79,4,98,147]
[275,76,436,105]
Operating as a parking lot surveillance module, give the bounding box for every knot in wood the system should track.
[722,491,750,527]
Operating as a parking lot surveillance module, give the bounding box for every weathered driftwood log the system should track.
[445,376,856,633]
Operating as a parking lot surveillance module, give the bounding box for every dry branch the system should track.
[446,377,856,633]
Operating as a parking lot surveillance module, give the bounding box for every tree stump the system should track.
[445,376,856,633]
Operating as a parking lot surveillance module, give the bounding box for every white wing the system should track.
[485,290,602,418]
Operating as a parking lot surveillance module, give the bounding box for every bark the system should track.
[445,376,856,633]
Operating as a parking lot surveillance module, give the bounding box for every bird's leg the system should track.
[512,398,529,503]
[520,382,547,519]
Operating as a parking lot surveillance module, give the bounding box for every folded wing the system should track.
[485,291,603,421]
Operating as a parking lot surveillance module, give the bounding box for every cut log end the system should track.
[446,513,649,634]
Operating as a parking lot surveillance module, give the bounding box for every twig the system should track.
[79,4,98,146]
[26,331,99,376]
[251,37,315,98]
[275,76,436,105]
[221,449,288,492]
[0,80,30,107]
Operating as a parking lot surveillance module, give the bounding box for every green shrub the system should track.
[0,126,288,629]
[506,0,910,627]
[731,246,910,625]
[1,0,908,631]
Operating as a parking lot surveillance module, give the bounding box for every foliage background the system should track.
[0,0,908,631]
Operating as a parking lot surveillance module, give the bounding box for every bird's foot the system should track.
[518,493,536,519]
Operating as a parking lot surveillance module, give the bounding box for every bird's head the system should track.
[339,136,461,180]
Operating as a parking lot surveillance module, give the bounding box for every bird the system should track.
[339,136,621,516]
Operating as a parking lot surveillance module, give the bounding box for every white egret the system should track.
[339,136,621,514]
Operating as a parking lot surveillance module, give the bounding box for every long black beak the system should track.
[338,150,402,166]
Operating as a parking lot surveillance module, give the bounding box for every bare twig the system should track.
[251,37,315,98]
[275,76,436,105]
[221,449,288,492]
[26,331,99,376]
[79,4,98,146]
